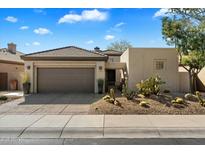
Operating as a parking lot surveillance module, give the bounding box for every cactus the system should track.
[110,88,115,101]
[122,80,135,100]
[103,95,110,101]
[171,97,185,105]
[103,88,121,106]
[196,91,205,107]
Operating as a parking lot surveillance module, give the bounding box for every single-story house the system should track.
[0,43,24,91]
[21,46,204,94]
[21,46,125,93]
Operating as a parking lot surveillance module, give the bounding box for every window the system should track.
[155,60,165,70]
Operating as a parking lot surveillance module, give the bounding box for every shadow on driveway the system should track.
[20,93,103,105]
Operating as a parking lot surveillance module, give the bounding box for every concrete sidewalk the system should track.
[0,115,205,139]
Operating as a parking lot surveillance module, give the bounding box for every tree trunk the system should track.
[193,73,198,92]
[188,71,194,94]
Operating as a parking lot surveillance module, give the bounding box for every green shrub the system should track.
[136,75,165,97]
[196,91,205,107]
[122,80,136,100]
[184,93,198,102]
[0,96,8,101]
[139,101,150,107]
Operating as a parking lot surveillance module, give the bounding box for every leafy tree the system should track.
[170,9,205,22]
[162,8,205,93]
[107,40,132,52]
[182,52,205,92]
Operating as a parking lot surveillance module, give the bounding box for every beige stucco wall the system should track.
[198,67,205,91]
[178,67,190,92]
[24,60,105,93]
[0,63,24,90]
[121,48,179,92]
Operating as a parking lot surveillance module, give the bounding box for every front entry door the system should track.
[106,69,116,91]
[0,73,8,91]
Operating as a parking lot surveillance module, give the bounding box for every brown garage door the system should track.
[37,68,95,93]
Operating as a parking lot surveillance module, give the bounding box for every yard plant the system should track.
[97,79,104,94]
[22,72,30,94]
[122,79,136,100]
[0,96,8,101]
[136,75,165,97]
[196,91,205,107]
[103,88,120,106]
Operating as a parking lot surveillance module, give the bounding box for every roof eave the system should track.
[21,56,108,61]
[0,59,24,65]
[104,53,122,56]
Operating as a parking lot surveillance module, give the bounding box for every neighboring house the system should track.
[0,43,24,91]
[21,46,204,94]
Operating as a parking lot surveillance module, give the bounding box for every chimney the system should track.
[94,46,100,52]
[8,42,16,54]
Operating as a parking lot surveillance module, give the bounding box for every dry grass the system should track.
[89,94,205,115]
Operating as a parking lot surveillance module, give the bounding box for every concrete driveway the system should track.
[0,93,103,115]
[22,93,102,104]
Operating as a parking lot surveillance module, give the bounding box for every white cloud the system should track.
[59,14,82,23]
[114,22,125,28]
[86,40,94,44]
[20,26,29,30]
[107,22,126,33]
[58,9,108,24]
[32,42,40,46]
[82,9,107,21]
[104,35,115,41]
[34,28,52,35]
[153,8,170,18]
[5,16,18,23]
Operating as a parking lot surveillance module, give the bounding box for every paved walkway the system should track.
[0,114,205,139]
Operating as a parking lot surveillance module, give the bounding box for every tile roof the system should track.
[102,49,123,56]
[21,46,108,61]
[0,48,24,64]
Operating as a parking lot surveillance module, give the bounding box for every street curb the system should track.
[1,127,205,139]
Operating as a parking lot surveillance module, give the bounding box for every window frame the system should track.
[154,59,167,71]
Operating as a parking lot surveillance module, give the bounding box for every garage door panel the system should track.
[37,68,94,93]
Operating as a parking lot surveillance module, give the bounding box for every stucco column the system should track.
[24,61,34,93]
[95,61,106,93]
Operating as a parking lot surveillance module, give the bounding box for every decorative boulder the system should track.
[184,93,198,102]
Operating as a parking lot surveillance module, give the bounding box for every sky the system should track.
[0,8,171,54]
